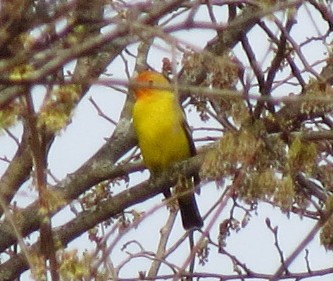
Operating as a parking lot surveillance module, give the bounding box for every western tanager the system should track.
[132,70,203,229]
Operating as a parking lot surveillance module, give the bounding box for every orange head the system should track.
[133,71,171,99]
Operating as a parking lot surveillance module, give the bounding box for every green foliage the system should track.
[243,169,278,201]
[202,123,302,210]
[38,84,81,133]
[201,129,264,181]
[9,64,34,81]
[318,165,333,192]
[182,52,240,89]
[0,104,18,131]
[58,250,91,281]
[320,196,333,250]
[274,175,295,212]
[287,137,317,175]
[81,182,112,211]
[30,253,47,281]
[183,52,242,124]
[301,81,333,115]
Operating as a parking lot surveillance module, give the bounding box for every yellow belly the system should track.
[133,93,191,173]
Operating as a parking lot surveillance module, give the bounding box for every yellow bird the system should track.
[132,70,203,229]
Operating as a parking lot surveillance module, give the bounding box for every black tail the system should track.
[178,192,203,230]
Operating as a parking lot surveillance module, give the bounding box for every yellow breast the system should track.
[133,91,191,173]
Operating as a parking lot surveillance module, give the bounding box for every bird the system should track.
[132,70,203,229]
